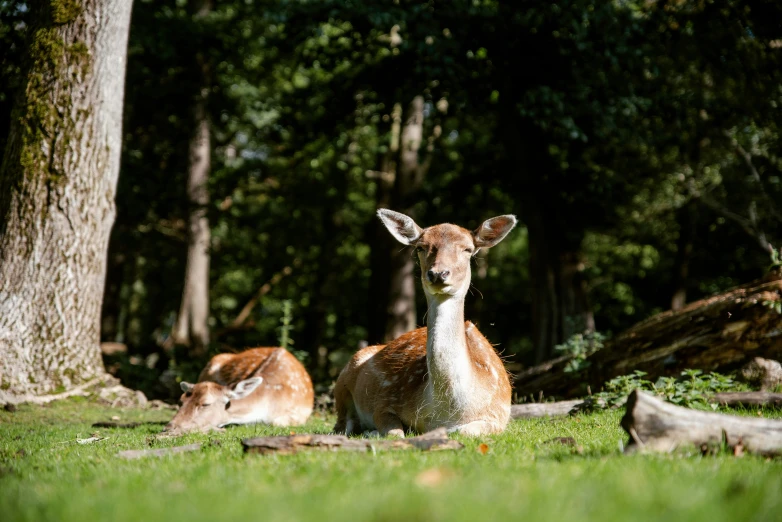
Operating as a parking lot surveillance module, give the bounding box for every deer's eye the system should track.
[464,248,473,254]
[199,402,213,408]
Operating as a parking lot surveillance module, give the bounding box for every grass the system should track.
[1,398,782,522]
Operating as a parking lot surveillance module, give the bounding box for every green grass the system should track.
[1,398,781,522]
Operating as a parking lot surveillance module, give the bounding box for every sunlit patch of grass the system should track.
[1,399,781,522]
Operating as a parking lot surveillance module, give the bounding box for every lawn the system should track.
[1,398,781,522]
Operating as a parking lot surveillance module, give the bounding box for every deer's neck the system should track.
[425,293,474,411]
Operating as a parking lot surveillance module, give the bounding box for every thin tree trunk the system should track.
[499,106,594,364]
[0,0,133,401]
[171,0,212,356]
[526,198,594,363]
[671,201,697,311]
[369,96,432,343]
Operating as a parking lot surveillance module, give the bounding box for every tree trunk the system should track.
[369,96,432,343]
[671,201,697,311]
[171,0,212,356]
[0,0,133,401]
[525,195,594,363]
[515,272,782,399]
[499,107,594,364]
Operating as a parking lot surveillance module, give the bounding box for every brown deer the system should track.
[163,347,314,433]
[333,209,516,437]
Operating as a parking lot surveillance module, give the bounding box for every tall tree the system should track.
[170,0,213,356]
[0,0,133,401]
[368,96,436,342]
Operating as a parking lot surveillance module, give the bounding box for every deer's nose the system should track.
[426,269,450,284]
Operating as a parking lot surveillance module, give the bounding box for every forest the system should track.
[1,0,781,403]
[3,3,782,522]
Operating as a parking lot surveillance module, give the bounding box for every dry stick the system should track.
[117,444,202,460]
[242,427,464,455]
[92,421,169,428]
[621,390,782,456]
[229,259,302,330]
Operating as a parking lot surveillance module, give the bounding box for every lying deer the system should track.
[334,210,516,437]
[163,347,314,433]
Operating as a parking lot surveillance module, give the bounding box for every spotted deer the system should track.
[333,209,516,437]
[163,347,314,433]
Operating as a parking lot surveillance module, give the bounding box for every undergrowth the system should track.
[585,369,752,411]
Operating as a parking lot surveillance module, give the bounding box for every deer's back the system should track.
[199,347,314,407]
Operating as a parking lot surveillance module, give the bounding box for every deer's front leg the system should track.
[374,411,405,438]
[448,420,497,436]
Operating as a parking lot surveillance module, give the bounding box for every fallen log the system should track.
[242,427,463,455]
[92,421,168,428]
[711,392,782,408]
[620,390,782,456]
[117,443,202,459]
[510,400,583,419]
[515,273,782,399]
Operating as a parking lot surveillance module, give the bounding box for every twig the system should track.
[226,259,302,331]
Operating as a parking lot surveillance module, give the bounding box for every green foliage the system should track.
[770,245,781,271]
[554,331,607,374]
[590,369,751,411]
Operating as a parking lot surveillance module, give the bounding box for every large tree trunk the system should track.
[0,0,133,401]
[500,108,594,364]
[171,0,212,356]
[368,96,432,343]
[515,272,782,399]
[526,199,595,363]
[670,201,697,311]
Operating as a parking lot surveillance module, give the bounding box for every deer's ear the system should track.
[473,215,517,249]
[377,209,423,246]
[180,381,195,393]
[227,377,263,400]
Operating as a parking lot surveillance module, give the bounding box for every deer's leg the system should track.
[334,388,360,435]
[448,420,498,436]
[374,411,405,438]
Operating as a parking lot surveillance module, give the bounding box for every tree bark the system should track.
[711,392,782,408]
[621,390,782,456]
[671,201,697,311]
[171,0,212,356]
[510,400,584,419]
[0,0,133,402]
[525,196,595,363]
[515,273,782,399]
[368,96,432,343]
[499,107,594,364]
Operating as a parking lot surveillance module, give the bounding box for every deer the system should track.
[163,347,314,433]
[333,209,517,438]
